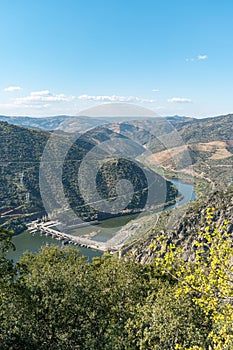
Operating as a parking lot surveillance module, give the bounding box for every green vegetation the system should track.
[1,206,233,349]
[178,114,233,144]
[0,122,177,232]
[0,229,211,350]
[126,184,233,265]
[152,208,233,349]
[1,114,233,349]
[108,115,233,190]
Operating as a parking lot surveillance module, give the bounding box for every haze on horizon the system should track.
[0,0,233,118]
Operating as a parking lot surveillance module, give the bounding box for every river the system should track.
[7,179,195,262]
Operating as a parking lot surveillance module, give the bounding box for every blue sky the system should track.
[0,0,233,117]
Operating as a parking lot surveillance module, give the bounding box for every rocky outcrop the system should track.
[125,186,233,263]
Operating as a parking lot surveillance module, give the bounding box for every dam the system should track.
[27,220,130,252]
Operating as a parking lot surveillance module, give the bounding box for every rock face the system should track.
[125,186,233,264]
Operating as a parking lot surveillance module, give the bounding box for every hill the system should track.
[0,122,177,232]
[105,114,233,189]
[0,115,107,131]
[124,185,233,263]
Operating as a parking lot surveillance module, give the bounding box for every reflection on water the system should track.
[70,213,140,242]
[7,179,195,262]
[170,179,196,207]
[7,231,102,263]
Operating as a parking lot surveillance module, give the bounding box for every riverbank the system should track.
[7,179,195,261]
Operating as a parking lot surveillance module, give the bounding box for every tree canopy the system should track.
[0,212,232,349]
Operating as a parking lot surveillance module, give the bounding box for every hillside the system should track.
[1,112,232,235]
[0,115,106,131]
[179,114,233,144]
[1,113,232,142]
[0,122,177,232]
[106,114,233,189]
[124,185,233,263]
[146,140,233,188]
[0,114,194,136]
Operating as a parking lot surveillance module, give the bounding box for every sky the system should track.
[0,0,233,118]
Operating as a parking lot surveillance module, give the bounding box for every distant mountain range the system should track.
[0,112,232,234]
[0,115,105,131]
[0,114,194,131]
[0,113,232,143]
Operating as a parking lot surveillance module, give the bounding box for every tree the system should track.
[0,245,154,349]
[152,207,233,349]
[0,228,15,280]
[126,283,211,350]
[2,212,229,349]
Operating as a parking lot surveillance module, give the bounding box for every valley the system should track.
[2,3,233,348]
[2,112,232,261]
[7,178,194,261]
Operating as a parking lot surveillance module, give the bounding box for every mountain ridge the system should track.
[0,121,177,233]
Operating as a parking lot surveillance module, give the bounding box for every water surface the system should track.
[7,179,194,262]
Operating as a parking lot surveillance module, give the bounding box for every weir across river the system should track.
[13,181,195,261]
[27,220,132,252]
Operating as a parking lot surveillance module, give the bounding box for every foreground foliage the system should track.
[0,210,232,349]
[152,208,233,349]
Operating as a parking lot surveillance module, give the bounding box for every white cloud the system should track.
[0,89,158,115]
[30,90,51,96]
[4,86,22,92]
[186,55,208,62]
[77,94,156,103]
[152,88,159,92]
[15,91,156,107]
[197,54,208,60]
[167,97,192,103]
[15,90,75,106]
[8,89,157,108]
